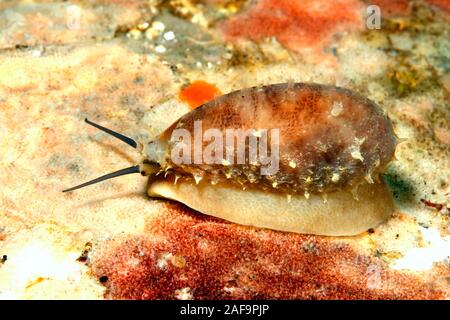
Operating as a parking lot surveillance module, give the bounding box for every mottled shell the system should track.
[150,83,397,195]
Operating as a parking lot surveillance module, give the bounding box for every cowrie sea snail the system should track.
[64,83,397,236]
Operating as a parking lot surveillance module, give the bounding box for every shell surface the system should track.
[147,83,397,195]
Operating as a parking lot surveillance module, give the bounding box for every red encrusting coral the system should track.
[368,0,412,17]
[426,0,450,14]
[219,0,364,52]
[91,203,447,300]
